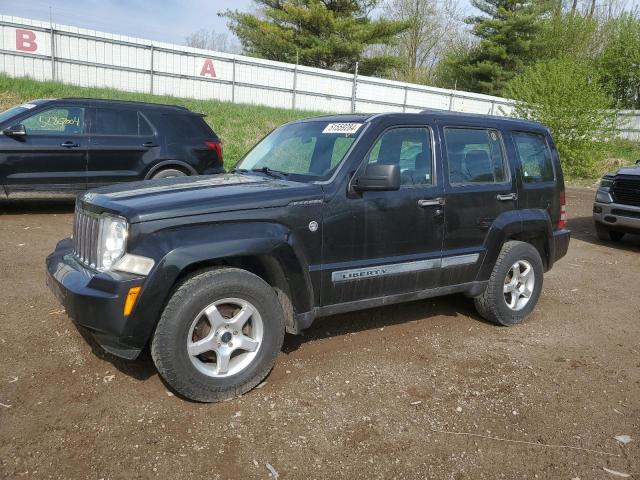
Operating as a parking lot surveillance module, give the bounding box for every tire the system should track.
[474,241,544,326]
[151,168,187,179]
[595,223,624,242]
[151,267,285,402]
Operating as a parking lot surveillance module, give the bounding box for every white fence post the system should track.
[49,22,55,81]
[292,60,298,110]
[232,57,237,103]
[402,86,408,113]
[149,44,154,95]
[351,62,359,114]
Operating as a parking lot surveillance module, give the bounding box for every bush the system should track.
[505,58,617,179]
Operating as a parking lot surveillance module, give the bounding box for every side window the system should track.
[512,131,554,183]
[93,108,144,136]
[365,127,433,186]
[22,107,85,135]
[444,127,507,185]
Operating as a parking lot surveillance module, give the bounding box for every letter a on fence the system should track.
[16,29,37,52]
[200,59,216,78]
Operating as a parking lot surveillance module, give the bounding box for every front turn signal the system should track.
[124,286,141,316]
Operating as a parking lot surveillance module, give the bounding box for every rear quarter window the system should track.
[511,131,555,183]
[162,114,215,141]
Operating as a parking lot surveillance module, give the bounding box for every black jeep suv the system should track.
[0,98,223,199]
[46,112,570,402]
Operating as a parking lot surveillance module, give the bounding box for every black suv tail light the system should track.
[558,190,567,229]
[205,140,223,162]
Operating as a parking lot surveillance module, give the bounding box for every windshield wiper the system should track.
[249,167,288,178]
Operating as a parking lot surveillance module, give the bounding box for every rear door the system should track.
[440,125,517,285]
[86,107,159,187]
[508,130,559,224]
[2,105,88,195]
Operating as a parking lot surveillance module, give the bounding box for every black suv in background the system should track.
[47,111,570,402]
[0,98,223,199]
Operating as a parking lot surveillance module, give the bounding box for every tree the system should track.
[224,0,410,76]
[505,58,617,178]
[381,0,466,84]
[439,0,547,95]
[597,14,640,109]
[185,29,241,54]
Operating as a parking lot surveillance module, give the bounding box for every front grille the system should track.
[611,208,640,220]
[612,177,640,207]
[73,208,100,268]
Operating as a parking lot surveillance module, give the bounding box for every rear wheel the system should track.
[474,241,544,326]
[151,267,285,402]
[595,223,625,242]
[151,168,187,180]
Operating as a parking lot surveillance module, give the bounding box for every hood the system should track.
[79,173,323,223]
[615,163,640,177]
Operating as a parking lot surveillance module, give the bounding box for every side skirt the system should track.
[294,280,488,332]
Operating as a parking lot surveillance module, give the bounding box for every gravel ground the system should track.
[0,186,638,480]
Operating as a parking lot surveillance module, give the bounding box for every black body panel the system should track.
[0,98,223,199]
[46,110,570,359]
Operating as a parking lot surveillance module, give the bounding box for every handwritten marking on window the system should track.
[36,115,81,129]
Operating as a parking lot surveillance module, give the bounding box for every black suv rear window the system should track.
[444,128,507,185]
[92,108,152,136]
[163,114,214,140]
[512,131,554,183]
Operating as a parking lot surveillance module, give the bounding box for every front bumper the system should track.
[46,238,146,359]
[593,201,640,234]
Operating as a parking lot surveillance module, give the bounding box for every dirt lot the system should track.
[0,186,638,480]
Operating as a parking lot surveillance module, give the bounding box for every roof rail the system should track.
[60,97,190,110]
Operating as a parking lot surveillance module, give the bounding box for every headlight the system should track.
[595,190,613,204]
[98,215,128,270]
[600,176,614,189]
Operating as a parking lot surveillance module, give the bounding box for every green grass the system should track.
[0,74,325,169]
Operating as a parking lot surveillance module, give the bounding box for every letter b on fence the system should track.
[16,29,38,52]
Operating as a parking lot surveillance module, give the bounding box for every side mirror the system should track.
[3,124,26,137]
[635,159,640,165]
[353,163,400,192]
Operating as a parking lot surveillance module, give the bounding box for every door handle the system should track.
[142,141,158,147]
[60,141,80,148]
[497,193,518,201]
[418,197,445,207]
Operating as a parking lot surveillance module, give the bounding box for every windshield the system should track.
[235,120,365,181]
[0,103,38,124]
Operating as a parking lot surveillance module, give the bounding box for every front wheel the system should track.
[151,267,285,402]
[474,241,544,326]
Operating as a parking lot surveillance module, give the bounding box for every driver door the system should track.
[3,105,88,196]
[320,126,445,306]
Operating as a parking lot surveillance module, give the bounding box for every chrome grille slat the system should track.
[72,208,100,268]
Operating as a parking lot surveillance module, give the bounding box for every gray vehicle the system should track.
[593,160,640,241]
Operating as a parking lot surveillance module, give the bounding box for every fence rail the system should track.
[0,14,638,140]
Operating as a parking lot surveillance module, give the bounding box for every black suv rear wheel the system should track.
[474,241,544,326]
[151,267,285,402]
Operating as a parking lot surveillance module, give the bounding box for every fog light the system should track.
[124,287,141,316]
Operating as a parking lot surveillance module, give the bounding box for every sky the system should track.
[1,0,639,47]
[0,0,255,45]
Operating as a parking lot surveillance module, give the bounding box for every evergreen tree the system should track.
[224,0,410,76]
[443,0,544,95]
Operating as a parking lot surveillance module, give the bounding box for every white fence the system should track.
[0,14,638,140]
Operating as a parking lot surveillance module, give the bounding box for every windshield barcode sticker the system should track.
[322,123,363,134]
